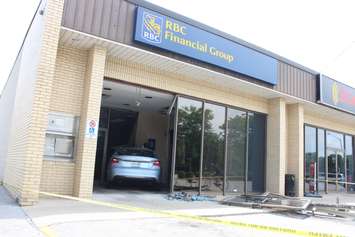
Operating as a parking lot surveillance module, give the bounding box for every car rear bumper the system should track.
[109,167,160,182]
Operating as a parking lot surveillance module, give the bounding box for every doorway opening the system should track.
[94,80,176,191]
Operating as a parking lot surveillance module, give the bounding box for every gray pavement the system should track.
[25,187,355,237]
[1,185,355,237]
[307,192,355,206]
[0,186,43,237]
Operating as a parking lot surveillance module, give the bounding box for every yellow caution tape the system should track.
[37,191,345,237]
[39,226,58,237]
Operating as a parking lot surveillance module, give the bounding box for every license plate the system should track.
[130,162,140,167]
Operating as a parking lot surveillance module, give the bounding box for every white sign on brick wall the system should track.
[85,119,98,138]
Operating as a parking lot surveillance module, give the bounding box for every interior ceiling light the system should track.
[136,100,141,107]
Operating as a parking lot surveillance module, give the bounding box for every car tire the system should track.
[151,181,161,191]
[105,181,114,189]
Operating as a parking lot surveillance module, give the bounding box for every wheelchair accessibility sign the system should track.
[85,119,98,138]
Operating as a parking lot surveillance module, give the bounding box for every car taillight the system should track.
[153,160,160,167]
[112,157,119,165]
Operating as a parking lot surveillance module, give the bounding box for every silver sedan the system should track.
[106,147,161,185]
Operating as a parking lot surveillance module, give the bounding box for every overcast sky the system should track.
[1,0,355,93]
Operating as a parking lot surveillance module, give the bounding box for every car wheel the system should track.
[105,181,114,189]
[151,181,161,191]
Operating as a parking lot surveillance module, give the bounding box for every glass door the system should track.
[326,149,337,192]
[172,97,203,193]
[225,108,247,194]
[317,129,326,193]
[171,96,267,196]
[201,103,226,195]
[326,149,345,192]
[337,150,346,192]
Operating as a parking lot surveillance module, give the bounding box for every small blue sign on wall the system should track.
[317,74,355,115]
[134,7,278,85]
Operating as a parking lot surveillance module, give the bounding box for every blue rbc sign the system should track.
[134,7,278,85]
[142,11,163,44]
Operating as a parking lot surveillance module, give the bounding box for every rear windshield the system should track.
[114,148,156,158]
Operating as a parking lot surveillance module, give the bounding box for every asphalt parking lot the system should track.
[1,185,355,237]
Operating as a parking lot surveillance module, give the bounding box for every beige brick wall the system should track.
[39,45,88,195]
[105,58,269,114]
[286,103,304,197]
[74,46,107,198]
[266,98,287,195]
[304,113,355,135]
[49,45,88,116]
[4,0,64,205]
[20,0,64,205]
[0,50,22,182]
[40,160,75,195]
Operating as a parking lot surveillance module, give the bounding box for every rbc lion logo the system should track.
[332,82,339,105]
[142,12,163,43]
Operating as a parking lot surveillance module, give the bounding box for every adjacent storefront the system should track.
[304,125,354,194]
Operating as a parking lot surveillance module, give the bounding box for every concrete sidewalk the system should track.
[23,188,355,237]
[307,192,355,206]
[0,186,43,237]
[1,185,354,237]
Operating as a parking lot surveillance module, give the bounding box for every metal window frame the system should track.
[171,95,267,196]
[199,101,206,195]
[223,108,228,195]
[169,97,179,193]
[244,112,250,195]
[303,123,354,195]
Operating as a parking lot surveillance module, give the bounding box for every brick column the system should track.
[266,98,287,195]
[287,103,304,197]
[19,0,64,205]
[74,46,106,198]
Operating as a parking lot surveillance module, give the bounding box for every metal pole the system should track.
[314,162,317,193]
[244,113,250,195]
[344,135,348,192]
[336,151,338,192]
[199,102,206,195]
[169,97,179,194]
[223,108,228,196]
[325,139,328,194]
[101,108,111,185]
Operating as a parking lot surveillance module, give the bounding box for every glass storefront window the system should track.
[317,129,326,192]
[326,131,344,150]
[225,108,247,193]
[346,135,354,192]
[201,103,226,194]
[172,96,266,195]
[247,112,266,193]
[304,126,317,193]
[326,131,345,192]
[174,97,203,191]
[304,125,354,194]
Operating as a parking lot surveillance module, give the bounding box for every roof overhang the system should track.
[59,27,355,127]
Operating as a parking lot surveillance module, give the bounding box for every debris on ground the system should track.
[304,192,322,198]
[221,192,355,221]
[167,192,215,202]
[222,192,311,210]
